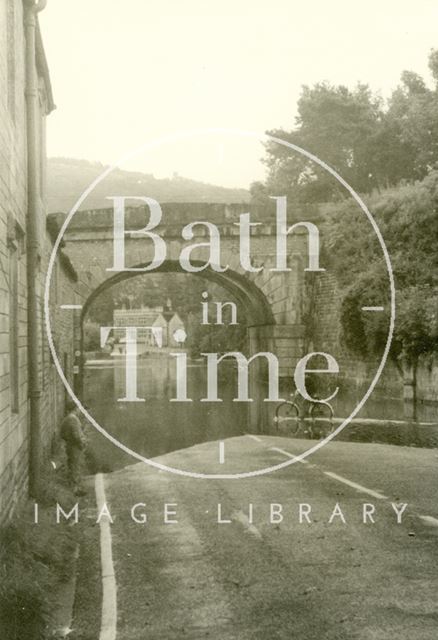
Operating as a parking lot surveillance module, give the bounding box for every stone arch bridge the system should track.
[48,202,321,431]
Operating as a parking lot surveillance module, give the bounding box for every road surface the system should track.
[71,436,438,639]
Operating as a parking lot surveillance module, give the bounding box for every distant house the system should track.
[113,303,186,353]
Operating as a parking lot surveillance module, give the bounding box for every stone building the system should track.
[113,302,186,353]
[0,1,78,522]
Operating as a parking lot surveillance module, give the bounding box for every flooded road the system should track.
[84,356,247,471]
[83,355,437,473]
[332,392,437,423]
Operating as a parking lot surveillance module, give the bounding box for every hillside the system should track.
[47,158,250,213]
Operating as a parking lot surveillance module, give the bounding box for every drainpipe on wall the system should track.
[24,0,47,498]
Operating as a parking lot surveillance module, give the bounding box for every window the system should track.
[7,217,24,413]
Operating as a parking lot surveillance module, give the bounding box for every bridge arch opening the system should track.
[80,259,275,328]
[77,261,278,466]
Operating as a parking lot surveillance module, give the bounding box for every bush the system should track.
[328,171,438,369]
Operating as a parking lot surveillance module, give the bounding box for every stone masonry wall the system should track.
[0,0,30,520]
[0,3,78,523]
[51,204,312,378]
[39,248,79,458]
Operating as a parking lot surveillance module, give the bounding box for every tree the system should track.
[261,82,384,201]
[328,173,438,417]
[382,67,438,183]
[257,50,438,202]
[254,49,438,420]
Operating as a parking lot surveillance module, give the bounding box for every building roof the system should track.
[114,309,162,326]
[169,312,183,324]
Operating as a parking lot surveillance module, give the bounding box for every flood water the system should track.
[83,356,437,472]
[84,356,247,471]
[332,393,437,424]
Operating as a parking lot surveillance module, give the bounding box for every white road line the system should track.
[60,304,83,310]
[268,442,438,526]
[246,434,262,443]
[95,474,117,640]
[233,510,262,540]
[419,515,438,527]
[323,471,388,500]
[219,441,225,464]
[271,446,386,496]
[361,306,384,311]
[270,447,310,465]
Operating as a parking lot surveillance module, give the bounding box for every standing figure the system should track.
[60,400,87,495]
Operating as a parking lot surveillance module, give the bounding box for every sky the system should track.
[39,0,438,188]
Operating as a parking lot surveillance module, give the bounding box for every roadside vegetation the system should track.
[328,176,438,379]
[252,50,438,411]
[0,461,79,639]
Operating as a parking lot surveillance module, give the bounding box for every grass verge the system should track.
[0,459,79,639]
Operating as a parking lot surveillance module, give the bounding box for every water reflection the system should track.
[83,356,437,472]
[84,356,246,470]
[332,391,437,423]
